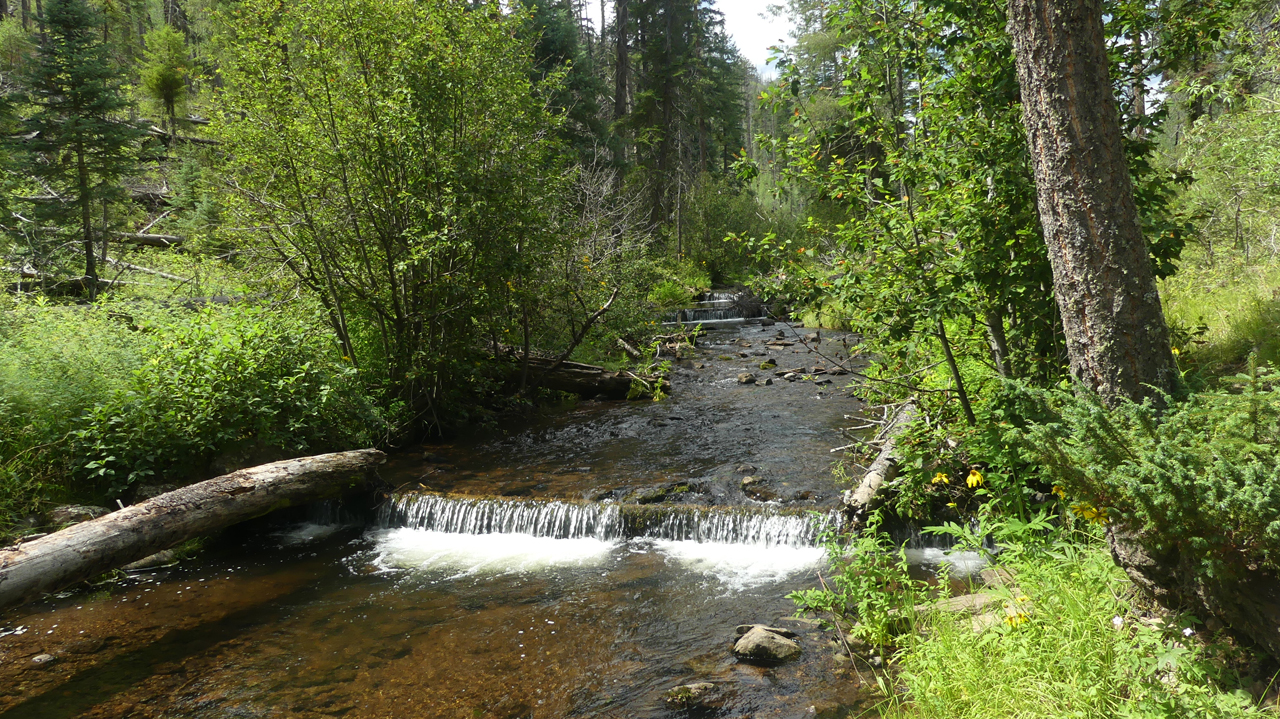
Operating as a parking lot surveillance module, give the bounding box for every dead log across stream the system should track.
[506,355,669,399]
[0,449,385,610]
[841,402,917,529]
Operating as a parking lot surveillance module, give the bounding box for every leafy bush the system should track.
[647,279,693,309]
[74,304,378,494]
[790,512,925,648]
[0,298,379,535]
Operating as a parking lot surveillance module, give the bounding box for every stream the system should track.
[0,315,889,719]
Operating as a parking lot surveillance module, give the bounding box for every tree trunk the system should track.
[613,0,629,172]
[937,319,976,425]
[0,450,386,610]
[1006,0,1177,407]
[76,145,97,300]
[985,307,1014,378]
[1007,0,1280,659]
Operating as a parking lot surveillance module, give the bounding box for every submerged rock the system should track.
[663,682,724,710]
[733,625,801,664]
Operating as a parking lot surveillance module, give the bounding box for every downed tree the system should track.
[116,232,184,248]
[0,449,385,610]
[103,256,191,283]
[841,402,917,530]
[502,354,668,400]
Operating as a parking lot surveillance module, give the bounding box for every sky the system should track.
[586,1,795,77]
[719,0,794,71]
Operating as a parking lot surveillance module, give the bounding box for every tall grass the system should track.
[1162,254,1280,372]
[878,541,1267,719]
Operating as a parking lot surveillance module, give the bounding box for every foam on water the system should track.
[649,539,826,590]
[369,527,618,577]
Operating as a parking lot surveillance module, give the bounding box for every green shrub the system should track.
[73,304,378,494]
[1011,360,1280,577]
[647,279,693,309]
[790,512,926,648]
[0,298,380,535]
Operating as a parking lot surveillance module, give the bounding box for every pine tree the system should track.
[140,24,189,134]
[17,0,142,299]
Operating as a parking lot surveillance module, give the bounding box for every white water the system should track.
[370,528,617,577]
[648,539,825,590]
[371,493,835,588]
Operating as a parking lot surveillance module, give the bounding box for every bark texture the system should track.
[1108,527,1280,659]
[1007,0,1177,405]
[0,449,385,609]
[1010,0,1280,658]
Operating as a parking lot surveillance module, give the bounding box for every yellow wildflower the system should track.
[1005,612,1030,627]
[1172,347,1181,356]
[1070,502,1109,525]
[931,472,949,485]
[1051,486,1066,499]
[966,469,984,488]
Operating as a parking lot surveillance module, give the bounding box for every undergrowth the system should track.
[880,539,1269,719]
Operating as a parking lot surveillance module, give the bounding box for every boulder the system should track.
[759,359,777,369]
[763,378,774,386]
[737,373,756,385]
[735,464,756,474]
[47,505,110,527]
[663,682,724,710]
[733,625,801,664]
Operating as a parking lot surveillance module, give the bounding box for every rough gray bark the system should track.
[1007,0,1177,406]
[0,449,385,609]
[1009,0,1280,659]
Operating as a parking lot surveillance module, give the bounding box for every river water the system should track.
[0,321,885,719]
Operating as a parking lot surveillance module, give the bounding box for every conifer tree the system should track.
[18,0,142,298]
[140,24,189,134]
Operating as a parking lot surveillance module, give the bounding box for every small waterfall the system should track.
[380,493,835,548]
[381,494,624,541]
[640,506,831,547]
[663,290,765,326]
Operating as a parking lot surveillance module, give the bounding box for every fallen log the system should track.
[116,232,184,248]
[0,449,385,610]
[841,402,917,529]
[504,354,668,399]
[103,256,191,283]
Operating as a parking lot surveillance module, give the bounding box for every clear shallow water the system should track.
[0,323,882,718]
